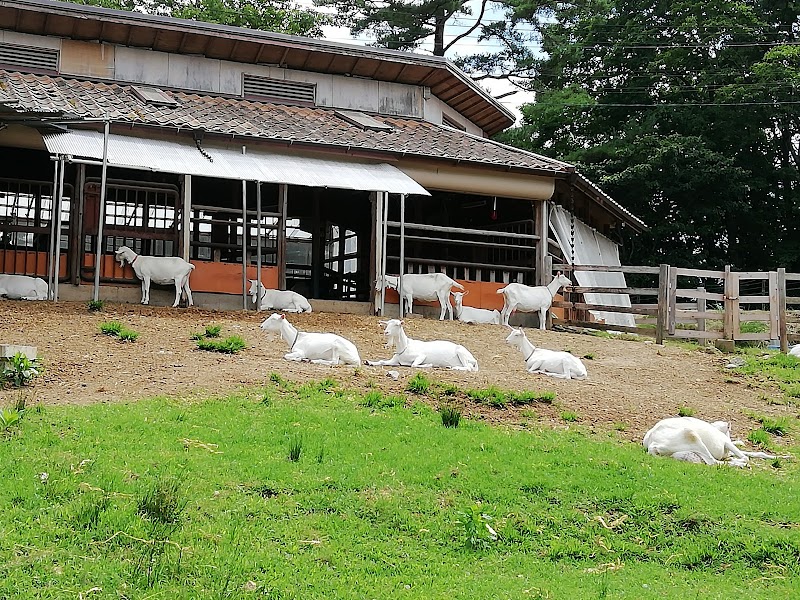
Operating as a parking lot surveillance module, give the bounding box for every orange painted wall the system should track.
[0,250,67,278]
[191,261,279,294]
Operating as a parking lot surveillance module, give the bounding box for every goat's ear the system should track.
[556,271,562,277]
[462,289,470,296]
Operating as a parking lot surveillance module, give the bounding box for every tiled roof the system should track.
[0,70,572,174]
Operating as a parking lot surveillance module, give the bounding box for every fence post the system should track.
[697,286,707,346]
[723,265,736,342]
[656,263,669,344]
[778,268,788,353]
[545,255,555,328]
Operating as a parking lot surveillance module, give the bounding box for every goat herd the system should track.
[2,248,795,468]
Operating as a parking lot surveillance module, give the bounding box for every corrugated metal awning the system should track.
[42,129,430,195]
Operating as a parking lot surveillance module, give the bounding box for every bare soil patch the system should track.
[1,301,795,441]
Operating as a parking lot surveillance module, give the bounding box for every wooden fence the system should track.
[551,263,800,351]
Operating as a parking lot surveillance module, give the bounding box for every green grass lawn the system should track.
[1,378,798,599]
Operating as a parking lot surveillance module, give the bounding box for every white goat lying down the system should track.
[366,318,479,371]
[260,313,361,366]
[643,417,784,467]
[248,280,312,313]
[505,327,587,380]
[497,272,572,329]
[114,246,194,307]
[451,291,501,325]
[377,273,464,320]
[0,274,48,300]
[790,345,800,358]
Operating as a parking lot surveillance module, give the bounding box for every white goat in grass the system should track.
[643,417,786,467]
[376,273,464,320]
[790,345,800,358]
[504,327,587,380]
[497,272,572,329]
[0,274,48,300]
[365,318,479,371]
[451,291,501,325]
[248,280,312,313]
[114,246,194,307]
[260,313,361,366]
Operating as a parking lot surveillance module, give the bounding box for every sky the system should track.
[305,1,538,124]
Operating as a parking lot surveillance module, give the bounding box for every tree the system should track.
[68,0,331,37]
[498,0,800,270]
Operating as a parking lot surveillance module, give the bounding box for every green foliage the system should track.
[287,434,303,462]
[361,390,404,409]
[560,411,579,423]
[455,504,497,551]
[406,372,432,395]
[70,0,332,37]
[204,324,222,338]
[99,321,123,336]
[86,299,105,312]
[2,392,799,597]
[0,407,22,431]
[677,406,695,417]
[747,428,772,449]
[498,0,800,271]
[137,471,187,525]
[757,416,790,437]
[1,352,40,387]
[196,335,246,354]
[439,404,461,428]
[466,386,555,408]
[100,321,139,342]
[740,321,768,334]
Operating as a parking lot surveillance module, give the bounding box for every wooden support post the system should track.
[656,263,669,344]
[181,174,191,262]
[667,266,678,336]
[370,191,379,314]
[277,184,287,290]
[697,286,707,345]
[536,200,549,286]
[778,268,788,353]
[71,163,86,285]
[545,254,554,328]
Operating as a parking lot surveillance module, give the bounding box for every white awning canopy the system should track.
[42,129,430,195]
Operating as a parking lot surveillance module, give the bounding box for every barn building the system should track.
[0,0,645,315]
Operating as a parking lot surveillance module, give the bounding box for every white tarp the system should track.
[549,204,635,328]
[42,129,430,195]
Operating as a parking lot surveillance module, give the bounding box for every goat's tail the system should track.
[496,286,507,295]
[189,263,196,270]
[452,281,465,291]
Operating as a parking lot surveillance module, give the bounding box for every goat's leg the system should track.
[183,277,194,306]
[172,278,182,307]
[650,430,721,465]
[501,302,515,326]
[141,277,150,305]
[283,351,307,362]
[366,355,402,367]
[539,308,547,331]
[410,355,434,368]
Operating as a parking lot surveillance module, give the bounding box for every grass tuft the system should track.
[86,299,105,312]
[406,372,432,395]
[288,434,303,462]
[560,410,579,423]
[196,335,246,354]
[136,472,187,525]
[439,404,462,428]
[678,406,695,417]
[758,416,790,437]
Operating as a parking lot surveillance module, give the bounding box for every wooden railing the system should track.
[551,263,800,351]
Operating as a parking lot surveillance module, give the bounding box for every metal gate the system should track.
[81,179,180,283]
[0,177,73,280]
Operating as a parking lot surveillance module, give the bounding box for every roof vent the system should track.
[132,86,179,106]
[442,114,466,131]
[334,110,393,131]
[243,74,316,104]
[0,43,58,74]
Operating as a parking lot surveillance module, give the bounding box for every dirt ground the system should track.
[1,301,796,442]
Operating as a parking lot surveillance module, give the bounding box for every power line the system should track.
[534,100,800,107]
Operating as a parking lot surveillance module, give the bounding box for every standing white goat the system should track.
[260,313,361,365]
[497,272,572,329]
[248,280,312,313]
[0,274,48,300]
[504,327,587,380]
[366,319,479,371]
[114,246,194,307]
[643,417,784,467]
[790,345,800,358]
[377,273,464,320]
[450,291,501,325]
